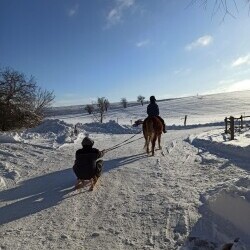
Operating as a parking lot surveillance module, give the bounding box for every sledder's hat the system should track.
[150,96,156,102]
[81,137,94,147]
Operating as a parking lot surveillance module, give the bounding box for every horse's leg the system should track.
[158,134,162,150]
[143,134,147,149]
[146,135,150,154]
[143,129,148,152]
[151,133,157,156]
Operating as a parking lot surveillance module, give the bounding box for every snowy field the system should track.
[0,91,249,249]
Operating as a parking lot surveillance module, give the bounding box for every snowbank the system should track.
[0,120,140,148]
[184,128,250,248]
[182,177,250,249]
[0,132,22,143]
[188,128,250,167]
[209,188,250,236]
[22,119,79,148]
[77,120,141,134]
[26,119,74,134]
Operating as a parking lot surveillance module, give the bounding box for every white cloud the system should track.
[203,79,250,95]
[107,9,120,23]
[226,79,250,92]
[218,79,236,85]
[173,68,191,75]
[231,54,250,67]
[68,4,79,17]
[54,93,96,106]
[55,98,83,106]
[185,35,213,51]
[136,39,150,47]
[106,0,135,27]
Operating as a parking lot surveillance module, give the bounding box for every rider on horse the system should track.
[147,96,166,133]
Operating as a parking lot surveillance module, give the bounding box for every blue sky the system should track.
[1,0,250,106]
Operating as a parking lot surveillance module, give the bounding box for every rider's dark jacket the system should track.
[147,102,159,117]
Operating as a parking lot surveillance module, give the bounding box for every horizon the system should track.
[1,0,250,106]
[50,89,250,108]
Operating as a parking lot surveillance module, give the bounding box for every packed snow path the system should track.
[0,128,248,249]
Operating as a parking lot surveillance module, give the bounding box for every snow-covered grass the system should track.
[48,90,250,126]
[0,90,249,249]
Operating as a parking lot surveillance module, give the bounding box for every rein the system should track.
[105,130,143,152]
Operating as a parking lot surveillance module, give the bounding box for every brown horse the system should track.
[143,116,163,156]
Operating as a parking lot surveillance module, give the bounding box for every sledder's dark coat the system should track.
[73,146,104,180]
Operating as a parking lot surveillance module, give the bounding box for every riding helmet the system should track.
[150,96,156,102]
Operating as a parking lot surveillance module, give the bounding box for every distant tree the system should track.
[92,97,106,123]
[104,98,110,112]
[137,95,145,106]
[0,67,54,131]
[121,97,128,108]
[85,104,94,114]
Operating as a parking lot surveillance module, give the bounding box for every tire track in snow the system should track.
[165,204,191,248]
[2,128,243,249]
[165,140,177,154]
[155,137,200,248]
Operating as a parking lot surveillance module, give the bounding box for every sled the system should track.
[74,176,99,191]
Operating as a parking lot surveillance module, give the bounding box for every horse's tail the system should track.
[143,118,154,148]
[147,118,154,135]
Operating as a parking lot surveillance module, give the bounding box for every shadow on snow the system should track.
[0,153,146,225]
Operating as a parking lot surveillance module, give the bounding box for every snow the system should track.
[190,128,250,148]
[209,188,250,236]
[0,90,250,249]
[0,132,22,143]
[188,128,250,169]
[77,120,141,134]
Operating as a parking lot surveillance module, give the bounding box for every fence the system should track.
[224,115,250,140]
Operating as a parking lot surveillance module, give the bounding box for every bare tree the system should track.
[92,97,106,123]
[85,104,94,114]
[137,95,145,106]
[33,88,55,115]
[104,98,110,112]
[0,67,54,131]
[189,0,250,21]
[121,97,128,108]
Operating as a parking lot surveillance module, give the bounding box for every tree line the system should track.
[85,95,146,114]
[0,67,148,129]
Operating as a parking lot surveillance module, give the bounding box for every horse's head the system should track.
[133,119,144,127]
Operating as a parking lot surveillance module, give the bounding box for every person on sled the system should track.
[73,136,106,190]
[147,95,166,133]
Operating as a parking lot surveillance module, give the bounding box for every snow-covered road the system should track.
[1,126,248,249]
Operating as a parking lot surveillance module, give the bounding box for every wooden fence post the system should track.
[184,115,187,126]
[240,115,243,129]
[230,116,234,140]
[74,124,78,136]
[225,117,228,133]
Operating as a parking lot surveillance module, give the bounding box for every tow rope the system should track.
[105,130,143,152]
